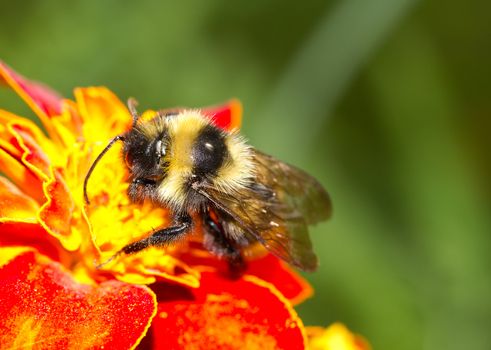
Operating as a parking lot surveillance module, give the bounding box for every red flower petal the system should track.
[202,99,243,131]
[180,247,313,305]
[247,254,313,305]
[0,249,157,350]
[0,222,61,263]
[0,61,62,118]
[147,272,306,350]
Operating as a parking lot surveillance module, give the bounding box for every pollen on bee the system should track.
[269,221,279,227]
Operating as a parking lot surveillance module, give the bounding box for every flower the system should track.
[306,323,371,350]
[0,61,369,349]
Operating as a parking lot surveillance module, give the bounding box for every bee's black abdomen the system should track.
[192,125,227,177]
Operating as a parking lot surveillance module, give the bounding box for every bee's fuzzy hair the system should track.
[213,130,255,194]
[153,110,255,212]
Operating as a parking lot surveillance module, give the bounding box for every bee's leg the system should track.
[122,214,192,254]
[97,214,192,268]
[226,248,246,279]
[203,219,246,278]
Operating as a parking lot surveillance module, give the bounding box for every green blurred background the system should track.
[1,1,490,349]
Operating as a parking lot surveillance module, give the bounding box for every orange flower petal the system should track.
[0,61,63,140]
[202,98,243,130]
[47,100,83,148]
[0,112,22,159]
[23,124,67,165]
[8,124,52,181]
[0,110,62,164]
[0,62,83,148]
[0,249,157,350]
[86,185,200,287]
[0,176,38,222]
[0,147,44,202]
[147,272,306,350]
[0,110,57,203]
[0,111,81,251]
[38,171,81,251]
[108,246,201,288]
[74,87,132,144]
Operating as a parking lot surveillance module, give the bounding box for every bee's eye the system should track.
[151,136,169,167]
[155,139,166,159]
[192,126,227,176]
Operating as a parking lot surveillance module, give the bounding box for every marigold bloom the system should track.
[307,324,371,350]
[0,61,369,350]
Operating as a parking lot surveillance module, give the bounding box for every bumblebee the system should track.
[84,99,331,273]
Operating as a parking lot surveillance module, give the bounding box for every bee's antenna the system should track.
[127,98,140,127]
[84,134,126,205]
[94,251,121,269]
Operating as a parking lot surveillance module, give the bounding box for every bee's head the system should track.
[122,119,169,203]
[127,109,255,212]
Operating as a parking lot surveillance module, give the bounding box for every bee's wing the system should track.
[253,150,332,224]
[198,150,331,271]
